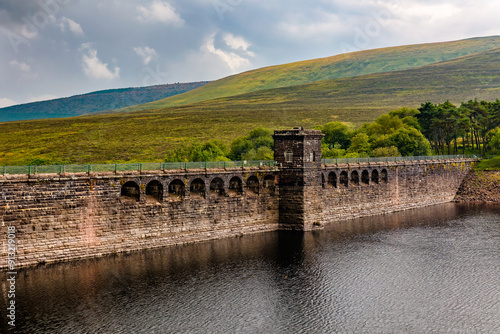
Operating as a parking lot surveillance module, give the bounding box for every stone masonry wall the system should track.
[313,160,474,225]
[0,168,279,269]
[0,155,476,269]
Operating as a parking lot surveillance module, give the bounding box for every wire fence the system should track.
[0,160,277,175]
[321,154,480,165]
[0,155,480,176]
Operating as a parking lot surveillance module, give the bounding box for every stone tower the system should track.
[273,127,324,231]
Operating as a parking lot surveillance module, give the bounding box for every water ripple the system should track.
[3,203,500,333]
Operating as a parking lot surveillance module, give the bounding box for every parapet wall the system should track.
[0,159,476,269]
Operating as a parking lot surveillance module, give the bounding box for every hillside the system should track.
[0,82,209,122]
[114,36,500,113]
[1,46,500,166]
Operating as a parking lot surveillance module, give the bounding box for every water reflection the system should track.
[2,203,500,333]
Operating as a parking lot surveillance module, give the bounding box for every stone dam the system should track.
[0,128,477,269]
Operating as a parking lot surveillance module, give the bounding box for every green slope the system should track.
[0,82,209,122]
[117,36,500,112]
[2,46,500,166]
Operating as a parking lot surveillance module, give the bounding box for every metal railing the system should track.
[0,160,277,176]
[321,154,480,165]
[0,155,479,176]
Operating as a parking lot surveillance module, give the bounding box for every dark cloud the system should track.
[0,0,42,20]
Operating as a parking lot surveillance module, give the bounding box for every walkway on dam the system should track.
[0,154,480,176]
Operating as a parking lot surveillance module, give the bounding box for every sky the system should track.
[1,0,500,108]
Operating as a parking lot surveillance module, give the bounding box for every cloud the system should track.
[134,46,158,65]
[9,59,30,72]
[137,1,184,26]
[0,97,17,108]
[3,0,500,106]
[80,43,120,80]
[0,0,60,40]
[204,33,252,72]
[224,33,255,56]
[59,17,84,36]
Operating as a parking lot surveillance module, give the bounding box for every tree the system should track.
[241,146,274,160]
[388,127,431,156]
[461,99,490,155]
[320,122,352,150]
[229,128,273,160]
[490,100,500,129]
[347,133,371,154]
[165,140,230,162]
[190,140,229,162]
[371,146,400,157]
[389,107,420,119]
[321,143,345,158]
[417,102,439,153]
[487,128,500,154]
[365,114,404,136]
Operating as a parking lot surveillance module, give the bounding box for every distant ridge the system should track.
[114,36,500,113]
[2,36,500,166]
[0,82,209,122]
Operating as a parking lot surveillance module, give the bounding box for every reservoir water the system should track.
[2,203,500,333]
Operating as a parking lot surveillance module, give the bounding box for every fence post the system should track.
[88,164,92,173]
[3,166,5,175]
[139,163,142,173]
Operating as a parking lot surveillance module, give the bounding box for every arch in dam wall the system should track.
[210,177,225,197]
[117,171,280,202]
[371,170,379,184]
[381,169,388,183]
[350,171,360,186]
[190,178,206,199]
[327,171,337,188]
[361,170,370,185]
[168,179,185,200]
[121,181,140,202]
[263,174,276,194]
[322,167,392,189]
[146,180,163,203]
[228,176,243,197]
[246,175,259,195]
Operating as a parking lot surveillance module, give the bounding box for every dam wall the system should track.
[0,128,477,269]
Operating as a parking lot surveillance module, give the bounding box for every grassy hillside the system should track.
[115,36,500,112]
[0,82,209,122]
[1,47,500,166]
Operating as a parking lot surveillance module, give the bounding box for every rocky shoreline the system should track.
[455,170,500,203]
